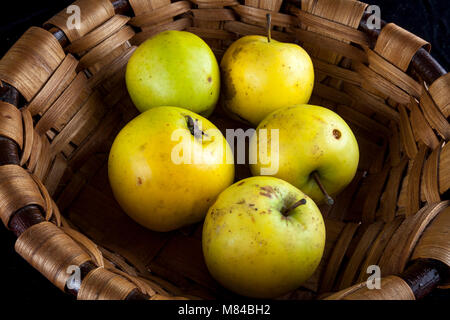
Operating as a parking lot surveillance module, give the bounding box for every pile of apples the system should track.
[108,24,359,298]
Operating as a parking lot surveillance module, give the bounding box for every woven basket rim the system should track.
[0,0,448,301]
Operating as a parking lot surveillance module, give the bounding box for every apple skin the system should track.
[108,106,234,232]
[202,176,325,298]
[220,35,314,126]
[250,104,359,204]
[125,31,220,117]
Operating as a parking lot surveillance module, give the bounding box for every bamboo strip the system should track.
[50,91,107,157]
[428,73,450,117]
[191,8,236,21]
[129,1,192,28]
[36,73,91,135]
[79,26,135,70]
[357,216,404,283]
[46,0,115,42]
[89,47,136,90]
[319,222,360,293]
[15,221,92,291]
[405,144,428,216]
[233,5,295,28]
[186,27,237,40]
[398,105,418,159]
[439,143,449,195]
[327,276,415,300]
[336,104,390,138]
[33,135,53,182]
[342,83,400,122]
[289,5,369,46]
[353,61,411,105]
[374,23,430,72]
[312,58,361,86]
[26,54,78,117]
[0,165,45,227]
[367,50,422,98]
[27,130,42,173]
[409,97,440,149]
[421,143,442,204]
[20,109,34,166]
[419,85,450,140]
[223,21,296,42]
[191,0,238,7]
[0,27,65,101]
[287,27,368,63]
[338,221,384,290]
[412,207,450,283]
[67,15,131,55]
[361,165,390,223]
[377,158,408,222]
[78,267,138,300]
[0,101,23,149]
[131,18,192,45]
[379,201,449,276]
[43,154,67,196]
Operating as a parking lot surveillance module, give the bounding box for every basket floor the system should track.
[57,103,388,300]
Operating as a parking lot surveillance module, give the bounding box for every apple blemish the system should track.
[333,129,342,139]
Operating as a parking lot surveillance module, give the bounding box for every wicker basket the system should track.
[0,0,449,300]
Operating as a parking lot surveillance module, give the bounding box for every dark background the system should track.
[0,0,448,302]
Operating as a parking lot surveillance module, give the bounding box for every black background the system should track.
[0,0,448,302]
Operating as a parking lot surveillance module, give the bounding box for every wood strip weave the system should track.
[374,23,430,72]
[428,73,450,117]
[26,54,78,117]
[0,27,65,102]
[379,201,449,277]
[412,207,450,287]
[78,267,140,300]
[15,221,92,291]
[46,0,115,42]
[66,15,131,55]
[0,101,23,149]
[0,165,45,228]
[326,275,415,300]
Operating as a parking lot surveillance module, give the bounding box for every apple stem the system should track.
[266,13,272,43]
[186,115,207,140]
[312,171,334,206]
[282,198,307,216]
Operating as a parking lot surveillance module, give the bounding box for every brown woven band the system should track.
[325,275,416,300]
[15,221,92,291]
[0,0,448,301]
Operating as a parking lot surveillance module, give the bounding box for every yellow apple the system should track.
[220,35,314,126]
[108,106,234,232]
[126,31,220,117]
[250,104,359,204]
[202,176,325,298]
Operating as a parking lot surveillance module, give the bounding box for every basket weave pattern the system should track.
[0,0,449,300]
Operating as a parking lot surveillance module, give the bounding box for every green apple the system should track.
[125,31,220,116]
[220,35,314,126]
[250,104,359,204]
[108,106,234,232]
[202,176,325,298]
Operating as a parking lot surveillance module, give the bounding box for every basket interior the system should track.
[1,0,449,300]
[51,34,406,300]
